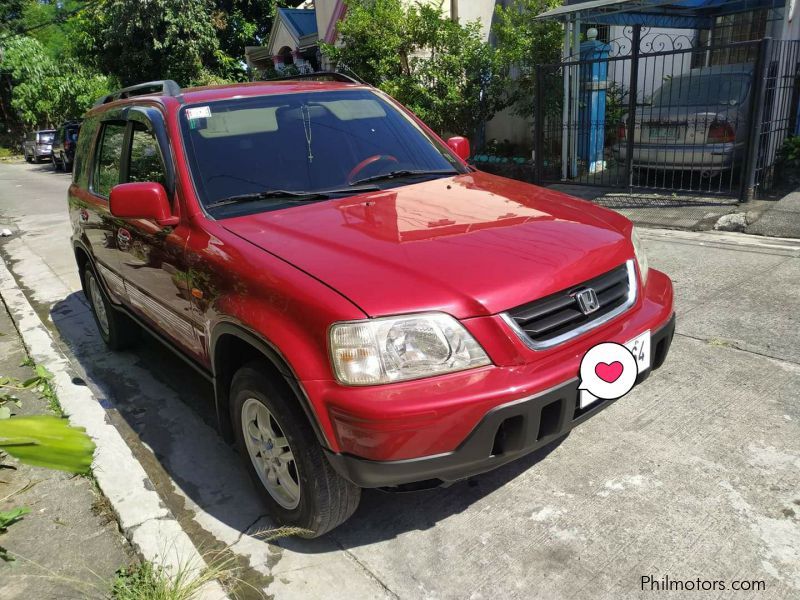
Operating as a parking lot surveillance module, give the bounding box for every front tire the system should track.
[231,361,360,537]
[52,154,61,171]
[83,265,139,350]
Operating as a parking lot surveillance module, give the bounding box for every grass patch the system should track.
[110,527,307,599]
[0,361,62,417]
[0,147,21,161]
[111,553,248,600]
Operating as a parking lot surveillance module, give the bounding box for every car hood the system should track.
[221,171,634,318]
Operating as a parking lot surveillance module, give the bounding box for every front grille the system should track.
[504,261,634,349]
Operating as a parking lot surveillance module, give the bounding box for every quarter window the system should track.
[94,123,126,198]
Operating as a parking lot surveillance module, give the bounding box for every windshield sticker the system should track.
[186,106,212,120]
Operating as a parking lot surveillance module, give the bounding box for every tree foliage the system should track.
[73,0,303,86]
[322,0,510,138]
[0,1,302,140]
[493,0,563,118]
[1,36,116,129]
[76,0,224,87]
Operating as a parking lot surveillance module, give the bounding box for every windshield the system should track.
[180,89,465,214]
[651,73,750,108]
[38,132,55,143]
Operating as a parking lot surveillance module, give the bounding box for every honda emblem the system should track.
[575,288,600,315]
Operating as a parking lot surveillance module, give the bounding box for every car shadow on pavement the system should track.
[24,162,70,175]
[50,291,566,551]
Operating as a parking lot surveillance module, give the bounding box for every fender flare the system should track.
[210,321,331,448]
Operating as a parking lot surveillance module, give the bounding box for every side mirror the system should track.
[447,136,471,161]
[110,182,178,227]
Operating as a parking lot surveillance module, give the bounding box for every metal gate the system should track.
[534,28,799,201]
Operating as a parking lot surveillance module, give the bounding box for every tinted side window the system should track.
[74,118,99,188]
[128,123,166,187]
[94,123,126,198]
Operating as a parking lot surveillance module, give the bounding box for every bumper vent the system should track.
[502,260,637,350]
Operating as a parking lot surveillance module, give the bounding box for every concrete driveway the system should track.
[1,160,798,599]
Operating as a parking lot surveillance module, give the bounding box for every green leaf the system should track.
[0,506,29,562]
[0,416,95,474]
[0,406,11,420]
[21,377,40,389]
[0,507,29,531]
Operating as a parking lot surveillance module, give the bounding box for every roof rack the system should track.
[94,80,181,107]
[270,71,364,84]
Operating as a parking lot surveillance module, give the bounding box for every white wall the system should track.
[485,107,533,151]
[267,20,300,56]
[453,0,497,42]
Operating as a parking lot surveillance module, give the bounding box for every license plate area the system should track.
[649,126,680,139]
[578,331,651,410]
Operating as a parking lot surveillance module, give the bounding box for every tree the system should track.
[75,0,223,87]
[1,36,116,128]
[0,1,27,36]
[322,0,510,139]
[493,0,563,118]
[73,0,306,86]
[14,0,87,58]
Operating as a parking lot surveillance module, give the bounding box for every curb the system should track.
[0,258,229,600]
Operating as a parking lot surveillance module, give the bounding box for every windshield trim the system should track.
[178,88,468,220]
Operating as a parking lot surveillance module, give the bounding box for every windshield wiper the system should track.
[207,190,327,209]
[206,186,381,209]
[349,169,458,187]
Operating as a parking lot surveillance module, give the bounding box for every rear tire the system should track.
[63,155,73,173]
[83,264,139,350]
[231,361,360,537]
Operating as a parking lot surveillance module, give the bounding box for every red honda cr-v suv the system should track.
[70,75,674,536]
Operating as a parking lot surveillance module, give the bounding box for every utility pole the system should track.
[450,0,458,23]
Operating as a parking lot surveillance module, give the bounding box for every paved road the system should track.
[1,160,799,599]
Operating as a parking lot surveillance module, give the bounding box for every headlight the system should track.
[631,226,649,286]
[329,312,491,385]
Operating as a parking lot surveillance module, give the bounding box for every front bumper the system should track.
[326,314,675,488]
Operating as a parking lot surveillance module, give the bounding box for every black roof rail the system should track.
[269,71,364,84]
[94,80,181,107]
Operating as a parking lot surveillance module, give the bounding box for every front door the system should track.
[85,118,130,303]
[110,108,203,360]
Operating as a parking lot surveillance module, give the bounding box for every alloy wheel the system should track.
[87,273,110,336]
[241,398,301,509]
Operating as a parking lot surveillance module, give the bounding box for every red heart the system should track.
[595,361,624,383]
